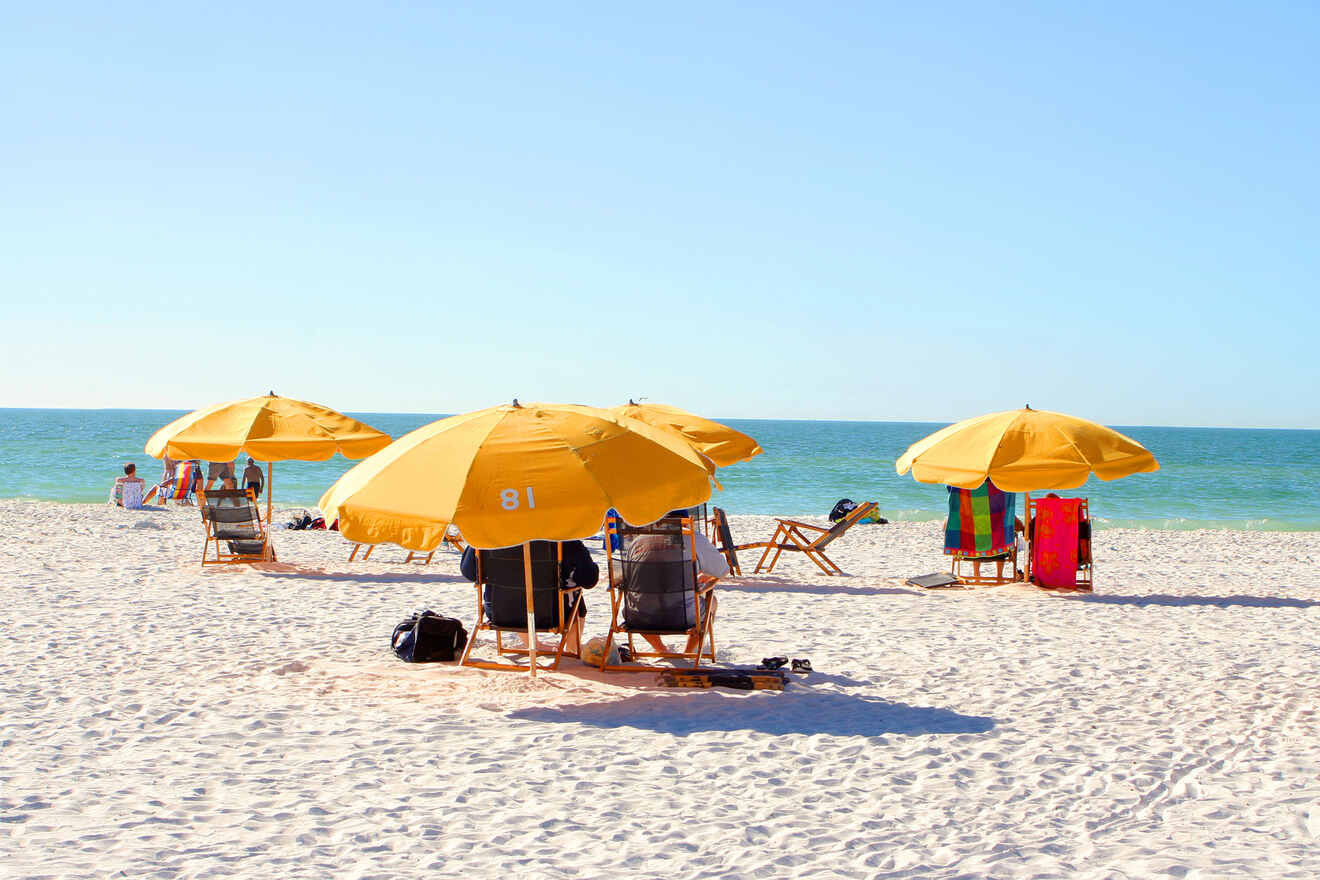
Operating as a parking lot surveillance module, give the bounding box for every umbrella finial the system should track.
[1025,403,1032,410]
[511,398,521,408]
[628,398,637,406]
[268,390,276,397]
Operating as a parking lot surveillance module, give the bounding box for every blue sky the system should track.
[3,2,1317,427]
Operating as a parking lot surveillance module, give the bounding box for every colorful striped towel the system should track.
[944,480,1016,558]
[164,461,198,501]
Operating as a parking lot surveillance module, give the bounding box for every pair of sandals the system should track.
[759,656,811,674]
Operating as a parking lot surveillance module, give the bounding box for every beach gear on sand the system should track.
[392,611,467,662]
[1028,496,1093,590]
[320,401,716,676]
[742,501,878,576]
[791,658,812,674]
[896,406,1158,492]
[145,392,391,525]
[197,487,276,565]
[758,656,788,670]
[608,401,763,467]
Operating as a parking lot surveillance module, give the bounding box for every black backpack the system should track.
[828,498,859,523]
[392,610,468,662]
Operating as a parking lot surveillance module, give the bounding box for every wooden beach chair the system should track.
[710,506,742,576]
[748,501,878,575]
[197,488,276,565]
[347,531,465,563]
[1026,495,1093,591]
[944,482,1019,585]
[458,542,585,672]
[599,513,718,671]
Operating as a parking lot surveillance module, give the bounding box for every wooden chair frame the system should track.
[710,506,742,576]
[750,501,877,575]
[599,515,718,672]
[1025,495,1093,591]
[347,532,466,563]
[197,488,276,565]
[458,543,584,673]
[951,544,1019,585]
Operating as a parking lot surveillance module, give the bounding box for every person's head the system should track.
[247,457,256,466]
[123,463,136,476]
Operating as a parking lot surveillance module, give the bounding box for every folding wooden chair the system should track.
[710,506,742,576]
[458,542,585,672]
[347,531,465,563]
[599,513,718,671]
[1026,495,1093,591]
[197,488,276,565]
[750,501,877,575]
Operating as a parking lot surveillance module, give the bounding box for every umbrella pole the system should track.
[267,462,274,525]
[523,542,537,677]
[1022,491,1031,583]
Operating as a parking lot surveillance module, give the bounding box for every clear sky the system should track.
[3,2,1317,427]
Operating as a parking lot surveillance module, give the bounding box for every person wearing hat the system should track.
[242,458,264,501]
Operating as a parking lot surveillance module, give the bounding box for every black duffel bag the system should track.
[392,610,468,662]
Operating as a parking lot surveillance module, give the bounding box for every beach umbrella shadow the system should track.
[1059,592,1320,609]
[509,689,995,737]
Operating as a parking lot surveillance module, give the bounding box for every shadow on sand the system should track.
[248,563,467,585]
[1061,592,1320,609]
[509,688,995,737]
[720,577,916,598]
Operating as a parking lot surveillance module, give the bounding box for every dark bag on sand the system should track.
[828,498,859,523]
[392,610,468,662]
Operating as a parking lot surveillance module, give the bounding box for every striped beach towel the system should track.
[944,480,1016,558]
[164,461,199,501]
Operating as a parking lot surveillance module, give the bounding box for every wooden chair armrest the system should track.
[774,518,829,533]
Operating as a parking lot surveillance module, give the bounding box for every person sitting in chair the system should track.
[459,540,599,653]
[625,509,729,655]
[109,463,146,509]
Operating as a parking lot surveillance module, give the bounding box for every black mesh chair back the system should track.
[478,541,565,629]
[198,489,269,560]
[614,518,699,631]
[712,507,740,573]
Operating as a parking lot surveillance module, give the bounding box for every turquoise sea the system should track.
[2,409,1318,531]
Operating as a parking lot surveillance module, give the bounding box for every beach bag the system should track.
[391,610,467,662]
[828,499,858,522]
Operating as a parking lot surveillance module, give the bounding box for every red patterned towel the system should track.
[1032,497,1081,587]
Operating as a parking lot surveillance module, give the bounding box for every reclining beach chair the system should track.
[710,506,742,576]
[153,460,199,506]
[599,513,718,671]
[197,488,276,565]
[458,542,585,672]
[748,501,878,575]
[347,530,466,563]
[1027,495,1093,591]
[945,481,1019,585]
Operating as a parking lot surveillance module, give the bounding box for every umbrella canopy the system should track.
[145,393,391,463]
[896,407,1159,492]
[609,401,763,467]
[145,393,392,523]
[320,401,717,552]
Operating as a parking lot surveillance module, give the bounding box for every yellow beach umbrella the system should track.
[609,401,763,467]
[145,392,392,522]
[319,401,716,675]
[895,406,1159,491]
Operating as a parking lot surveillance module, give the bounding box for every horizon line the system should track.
[1,405,1317,432]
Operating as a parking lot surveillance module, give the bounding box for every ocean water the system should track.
[2,408,1318,531]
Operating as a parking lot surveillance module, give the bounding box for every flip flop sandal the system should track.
[617,646,633,663]
[790,659,812,674]
[758,656,788,670]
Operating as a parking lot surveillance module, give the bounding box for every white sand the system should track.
[2,499,1318,879]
